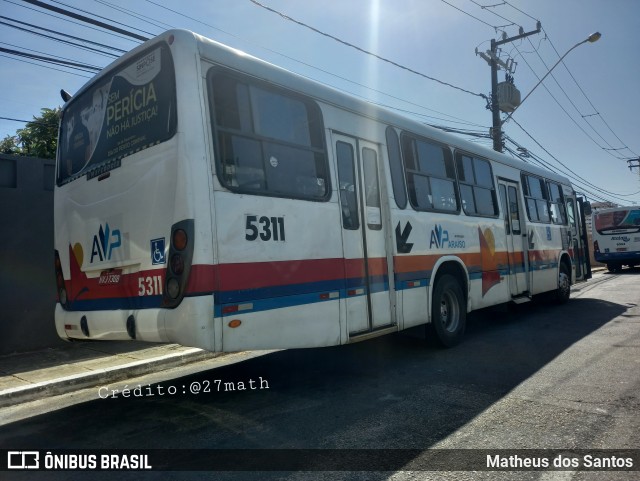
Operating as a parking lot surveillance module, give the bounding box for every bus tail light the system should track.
[163,219,194,308]
[593,240,599,253]
[54,250,68,308]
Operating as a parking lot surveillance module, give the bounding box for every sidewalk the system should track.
[0,341,219,408]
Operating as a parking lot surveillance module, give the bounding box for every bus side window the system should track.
[548,181,567,225]
[385,126,407,209]
[336,141,359,230]
[522,173,550,223]
[401,134,458,213]
[209,68,329,200]
[362,147,382,230]
[456,153,498,217]
[566,199,577,236]
[498,184,510,234]
[508,186,521,234]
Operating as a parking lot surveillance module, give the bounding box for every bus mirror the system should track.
[582,202,592,216]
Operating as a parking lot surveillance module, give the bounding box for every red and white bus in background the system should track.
[592,206,640,272]
[54,30,592,351]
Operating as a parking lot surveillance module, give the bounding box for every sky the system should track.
[1,0,639,204]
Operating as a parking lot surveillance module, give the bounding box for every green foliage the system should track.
[2,108,61,159]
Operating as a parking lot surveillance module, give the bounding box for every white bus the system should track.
[54,30,591,351]
[592,206,640,272]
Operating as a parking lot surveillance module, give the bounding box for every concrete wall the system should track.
[0,154,65,354]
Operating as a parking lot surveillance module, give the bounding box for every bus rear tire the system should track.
[428,274,466,347]
[555,262,571,303]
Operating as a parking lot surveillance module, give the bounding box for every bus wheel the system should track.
[555,263,571,303]
[429,274,466,347]
[607,263,621,273]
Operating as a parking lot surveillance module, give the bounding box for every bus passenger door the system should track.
[498,180,529,297]
[333,133,394,336]
[566,196,592,281]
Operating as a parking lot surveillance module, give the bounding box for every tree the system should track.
[1,107,61,159]
[0,135,19,155]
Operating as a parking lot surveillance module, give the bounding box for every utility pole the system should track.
[627,158,640,171]
[484,23,541,152]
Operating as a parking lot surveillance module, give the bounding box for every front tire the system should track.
[607,263,621,273]
[555,262,571,303]
[428,274,466,347]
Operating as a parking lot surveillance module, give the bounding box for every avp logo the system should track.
[90,223,121,263]
[429,224,449,249]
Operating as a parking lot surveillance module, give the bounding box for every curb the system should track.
[0,348,220,408]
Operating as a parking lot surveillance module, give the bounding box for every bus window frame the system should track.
[385,126,408,209]
[207,66,331,203]
[547,180,568,226]
[521,172,551,224]
[400,132,460,215]
[454,149,499,218]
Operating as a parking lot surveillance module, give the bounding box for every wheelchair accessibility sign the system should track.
[150,238,166,265]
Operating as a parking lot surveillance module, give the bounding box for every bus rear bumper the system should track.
[54,295,215,350]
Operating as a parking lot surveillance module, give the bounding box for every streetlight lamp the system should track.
[501,32,601,126]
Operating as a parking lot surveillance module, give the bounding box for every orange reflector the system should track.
[228,319,242,328]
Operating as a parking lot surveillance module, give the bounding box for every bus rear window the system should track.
[594,209,640,233]
[57,43,177,186]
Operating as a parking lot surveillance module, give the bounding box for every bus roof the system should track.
[67,28,574,189]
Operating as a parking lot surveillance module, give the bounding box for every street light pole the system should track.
[487,24,542,152]
[501,32,602,128]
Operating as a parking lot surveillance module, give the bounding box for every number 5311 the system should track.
[245,215,286,242]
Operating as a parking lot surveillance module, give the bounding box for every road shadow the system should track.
[0,297,629,480]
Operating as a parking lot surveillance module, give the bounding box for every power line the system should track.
[522,35,624,155]
[0,40,104,66]
[541,27,639,159]
[509,43,625,161]
[483,1,638,162]
[0,15,126,54]
[0,53,92,77]
[0,18,120,59]
[467,0,517,29]
[93,0,172,32]
[249,0,488,100]
[442,0,498,29]
[508,118,640,202]
[0,46,101,72]
[21,0,149,41]
[3,0,139,44]
[0,116,56,127]
[49,0,155,37]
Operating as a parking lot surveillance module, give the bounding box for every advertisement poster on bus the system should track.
[57,45,177,185]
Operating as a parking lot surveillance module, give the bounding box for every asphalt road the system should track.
[1,269,639,481]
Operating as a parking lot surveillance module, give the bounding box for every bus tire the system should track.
[555,262,571,303]
[428,274,466,347]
